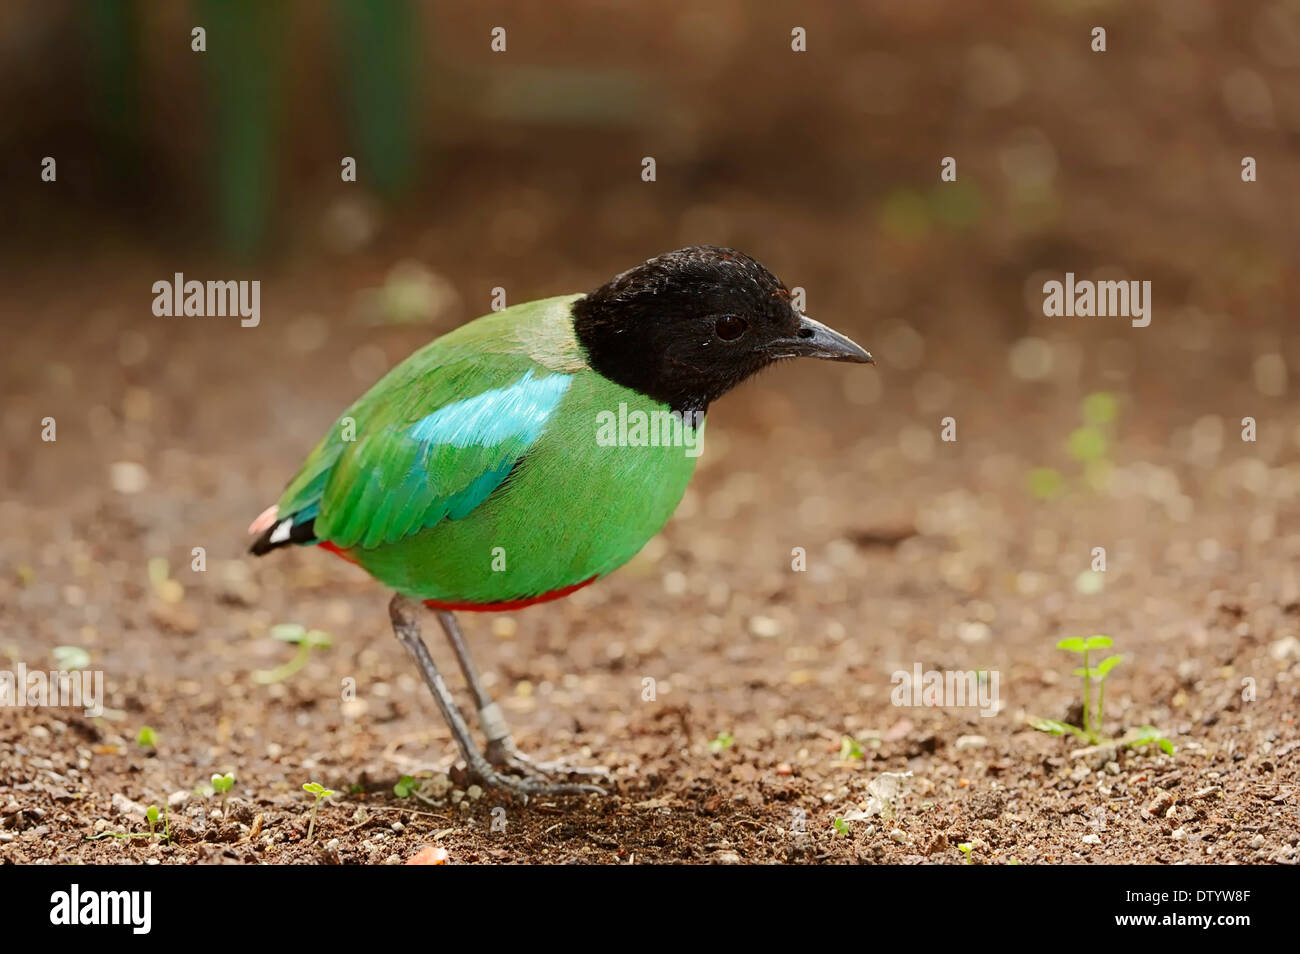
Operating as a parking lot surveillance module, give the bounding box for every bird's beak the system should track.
[768,314,874,364]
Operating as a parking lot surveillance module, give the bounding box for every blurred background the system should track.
[4,0,1300,657]
[6,0,1300,667]
[2,0,1300,864]
[4,0,1296,528]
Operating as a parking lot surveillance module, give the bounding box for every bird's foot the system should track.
[485,736,610,786]
[471,744,604,798]
[474,765,605,799]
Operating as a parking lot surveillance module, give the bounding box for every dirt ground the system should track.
[2,1,1299,864]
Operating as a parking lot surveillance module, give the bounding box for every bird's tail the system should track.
[248,504,319,555]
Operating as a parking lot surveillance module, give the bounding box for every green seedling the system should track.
[303,782,335,842]
[393,775,420,798]
[957,842,973,864]
[708,732,734,754]
[838,736,865,761]
[1119,724,1176,756]
[832,817,849,836]
[136,726,158,750]
[1028,392,1120,499]
[1027,467,1064,501]
[1030,635,1174,755]
[52,645,91,670]
[147,556,184,603]
[252,624,333,684]
[88,800,169,842]
[211,772,235,817]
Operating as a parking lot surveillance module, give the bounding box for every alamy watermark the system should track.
[0,664,103,717]
[49,884,151,934]
[152,273,260,327]
[891,664,999,718]
[1042,272,1150,327]
[595,404,704,458]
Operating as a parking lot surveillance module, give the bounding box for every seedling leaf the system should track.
[1082,391,1118,425]
[1094,654,1123,677]
[1121,725,1175,755]
[270,623,308,643]
[1029,717,1089,739]
[53,645,91,670]
[708,732,734,754]
[1028,467,1064,500]
[1068,425,1107,462]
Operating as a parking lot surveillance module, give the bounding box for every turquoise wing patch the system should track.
[317,368,572,549]
[408,369,570,448]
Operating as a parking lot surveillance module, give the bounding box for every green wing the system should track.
[278,352,573,550]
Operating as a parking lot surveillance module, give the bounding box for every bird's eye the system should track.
[715,315,748,341]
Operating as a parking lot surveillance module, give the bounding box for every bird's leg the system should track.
[388,595,601,798]
[432,608,609,781]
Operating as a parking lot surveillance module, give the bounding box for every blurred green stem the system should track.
[197,0,284,258]
[334,0,418,197]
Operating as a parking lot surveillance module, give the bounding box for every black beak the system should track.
[768,315,873,364]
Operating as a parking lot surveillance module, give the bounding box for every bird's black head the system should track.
[572,246,872,416]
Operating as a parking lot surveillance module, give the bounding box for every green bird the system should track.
[250,246,872,796]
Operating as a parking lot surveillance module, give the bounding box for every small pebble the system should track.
[109,461,149,495]
[1145,792,1174,818]
[111,793,146,817]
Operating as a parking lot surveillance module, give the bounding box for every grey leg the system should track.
[389,595,601,798]
[432,608,609,781]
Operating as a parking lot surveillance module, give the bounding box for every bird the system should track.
[249,246,872,797]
